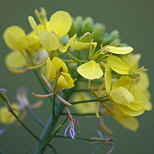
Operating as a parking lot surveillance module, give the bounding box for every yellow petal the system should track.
[44,57,56,81]
[117,104,145,116]
[112,76,132,90]
[62,72,75,89]
[57,75,67,88]
[57,72,75,89]
[72,93,97,113]
[52,57,68,72]
[50,11,72,38]
[60,34,77,53]
[135,72,150,90]
[123,53,141,70]
[145,101,152,111]
[39,30,59,52]
[77,60,103,80]
[20,33,40,52]
[28,16,39,36]
[107,55,130,74]
[0,104,19,124]
[3,26,25,51]
[127,101,145,111]
[104,65,112,93]
[71,41,97,51]
[5,51,26,69]
[110,87,134,105]
[105,46,133,54]
[115,116,139,131]
[112,105,139,131]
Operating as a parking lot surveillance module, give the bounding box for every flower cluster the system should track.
[2,7,152,153]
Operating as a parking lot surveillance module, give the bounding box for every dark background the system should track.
[0,0,154,153]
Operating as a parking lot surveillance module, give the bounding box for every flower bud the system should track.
[81,17,93,34]
[92,23,105,41]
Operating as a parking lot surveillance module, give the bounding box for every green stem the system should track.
[71,97,109,105]
[71,89,98,92]
[71,99,99,105]
[0,92,55,152]
[67,53,87,63]
[52,94,56,119]
[41,117,68,152]
[54,135,113,142]
[61,112,96,116]
[26,107,45,128]
[0,93,40,141]
[34,91,72,154]
[11,110,40,140]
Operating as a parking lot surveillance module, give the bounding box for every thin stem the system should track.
[71,97,109,105]
[62,59,76,63]
[71,89,99,92]
[11,110,40,140]
[61,112,96,116]
[0,93,55,151]
[52,94,56,119]
[0,93,40,141]
[55,135,113,142]
[67,53,87,63]
[71,99,99,105]
[34,91,72,154]
[47,144,57,154]
[26,107,45,128]
[42,117,68,152]
[55,135,89,141]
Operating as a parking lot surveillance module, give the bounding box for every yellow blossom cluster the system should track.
[3,8,152,131]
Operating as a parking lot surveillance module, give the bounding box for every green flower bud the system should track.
[81,17,93,34]
[79,32,92,42]
[92,23,105,41]
[69,16,83,36]
[108,30,119,42]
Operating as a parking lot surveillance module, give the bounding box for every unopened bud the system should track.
[81,17,93,34]
[79,32,92,42]
[69,16,83,37]
[92,23,105,41]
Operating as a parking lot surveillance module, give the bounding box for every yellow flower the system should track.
[44,57,74,89]
[3,26,40,53]
[29,10,96,53]
[77,60,103,80]
[0,104,19,125]
[44,57,68,81]
[109,75,151,117]
[3,26,42,72]
[29,11,77,53]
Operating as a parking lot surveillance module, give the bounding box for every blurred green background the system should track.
[0,0,154,153]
